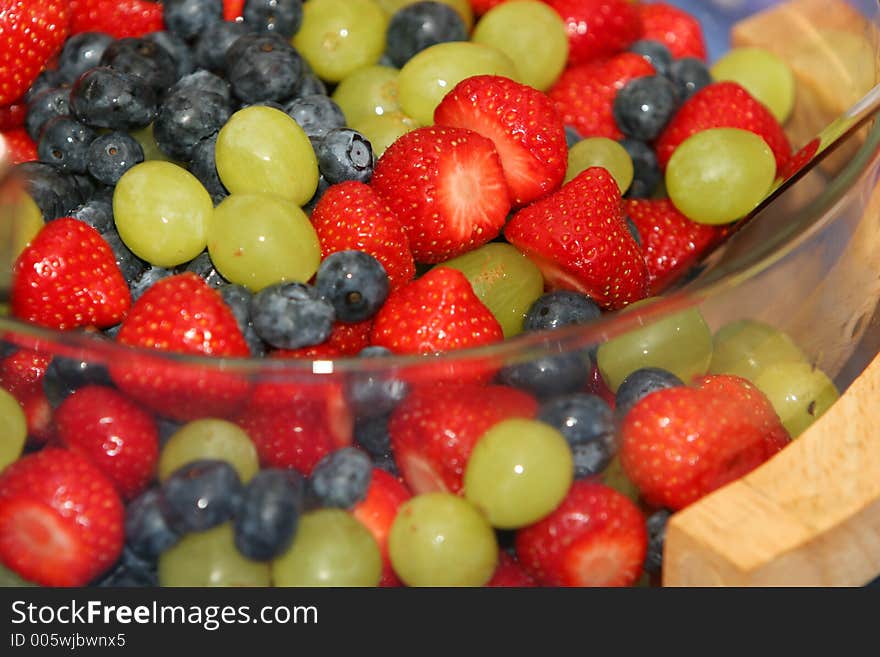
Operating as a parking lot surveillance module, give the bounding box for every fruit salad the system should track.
[0,0,869,588]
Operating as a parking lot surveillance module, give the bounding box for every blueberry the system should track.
[316,128,376,184]
[629,40,673,77]
[619,138,661,199]
[226,33,304,104]
[71,67,158,131]
[70,173,99,203]
[13,161,81,221]
[302,174,331,215]
[615,367,683,419]
[170,70,232,102]
[95,548,158,587]
[294,72,327,97]
[538,393,616,478]
[309,448,373,509]
[347,347,409,418]
[24,70,68,104]
[233,469,306,561]
[38,115,98,174]
[43,358,114,409]
[564,125,583,148]
[314,251,389,323]
[668,57,712,102]
[243,0,304,39]
[145,31,195,80]
[157,417,184,448]
[218,283,267,356]
[250,282,335,350]
[159,460,244,534]
[190,133,229,205]
[613,75,679,142]
[125,488,181,560]
[70,196,114,233]
[353,413,393,458]
[100,37,179,95]
[181,251,227,289]
[129,265,174,302]
[571,442,614,479]
[58,32,115,83]
[284,94,346,139]
[101,229,149,285]
[87,131,145,185]
[644,508,671,576]
[523,291,601,332]
[498,354,590,401]
[163,0,224,41]
[385,1,467,68]
[25,87,72,141]
[153,89,231,161]
[626,215,642,247]
[193,20,252,74]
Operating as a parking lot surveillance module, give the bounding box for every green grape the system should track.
[10,192,43,260]
[215,106,319,206]
[377,0,473,29]
[709,319,808,382]
[208,194,321,292]
[464,418,573,528]
[471,0,568,91]
[159,523,271,587]
[597,298,713,392]
[439,243,544,338]
[602,457,640,504]
[0,389,26,471]
[754,362,839,438]
[565,137,634,192]
[332,65,402,126]
[388,493,497,587]
[292,0,388,84]
[114,161,212,268]
[350,111,418,157]
[130,124,174,163]
[397,41,519,126]
[159,419,259,483]
[711,47,795,124]
[666,128,776,226]
[272,509,382,587]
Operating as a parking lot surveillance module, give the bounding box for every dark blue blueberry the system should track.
[193,20,252,74]
[629,40,673,77]
[58,32,114,83]
[538,393,616,478]
[284,94,346,139]
[613,75,679,142]
[233,468,305,561]
[70,174,99,204]
[347,347,409,418]
[314,250,389,322]
[385,1,467,68]
[668,57,712,102]
[24,70,67,104]
[243,0,304,39]
[13,161,81,221]
[316,128,375,184]
[125,488,181,560]
[625,215,641,247]
[620,138,661,199]
[523,291,601,333]
[571,441,614,479]
[644,508,671,576]
[0,342,16,360]
[226,33,304,104]
[43,359,114,409]
[101,229,149,286]
[95,548,158,587]
[170,69,232,102]
[159,460,244,534]
[87,131,145,185]
[153,89,231,161]
[498,354,590,401]
[309,448,373,509]
[250,282,335,350]
[181,251,227,289]
[353,413,393,458]
[128,266,173,304]
[157,417,184,448]
[71,67,158,131]
[163,0,224,41]
[190,133,229,205]
[615,367,683,419]
[564,125,582,148]
[295,73,327,97]
[71,197,114,233]
[100,37,179,95]
[145,31,195,80]
[25,87,72,141]
[218,283,267,357]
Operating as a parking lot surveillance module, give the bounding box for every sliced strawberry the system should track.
[638,2,708,61]
[488,551,538,587]
[69,0,164,39]
[546,0,642,66]
[1,128,37,164]
[0,349,53,444]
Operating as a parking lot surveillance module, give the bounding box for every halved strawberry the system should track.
[69,0,164,39]
[546,0,642,66]
[637,2,708,61]
[0,349,53,444]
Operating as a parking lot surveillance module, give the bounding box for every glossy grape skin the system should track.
[331,65,402,127]
[8,192,44,262]
[159,419,259,484]
[0,388,27,470]
[129,124,176,163]
[566,137,634,192]
[754,362,839,438]
[709,319,807,382]
[272,509,382,587]
[711,47,795,124]
[350,111,417,157]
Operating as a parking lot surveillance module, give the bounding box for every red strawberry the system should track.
[273,319,373,359]
[548,52,655,140]
[370,126,511,264]
[487,551,538,587]
[546,0,642,66]
[223,0,245,21]
[0,448,124,587]
[780,137,820,181]
[638,2,707,61]
[0,101,27,131]
[655,82,792,171]
[0,349,53,443]
[505,167,648,310]
[2,128,37,164]
[619,374,790,510]
[69,0,164,39]
[389,383,538,494]
[370,267,504,356]
[434,75,567,207]
[310,181,415,291]
[586,362,616,409]
[11,218,131,332]
[351,468,412,587]
[515,480,647,587]
[625,198,725,294]
[54,385,159,500]
[111,272,251,422]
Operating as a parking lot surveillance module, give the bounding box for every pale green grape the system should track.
[439,243,544,338]
[350,111,418,157]
[471,0,568,91]
[159,523,271,587]
[272,509,382,587]
[597,298,713,392]
[377,0,473,29]
[754,362,839,438]
[292,0,388,84]
[464,418,573,528]
[208,194,321,292]
[114,161,212,267]
[397,41,519,126]
[332,65,402,126]
[10,192,43,260]
[0,389,26,472]
[602,457,640,504]
[159,419,259,483]
[711,47,795,124]
[215,106,319,206]
[388,493,497,587]
[565,137,634,192]
[130,124,174,163]
[666,128,776,226]
[709,319,807,382]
